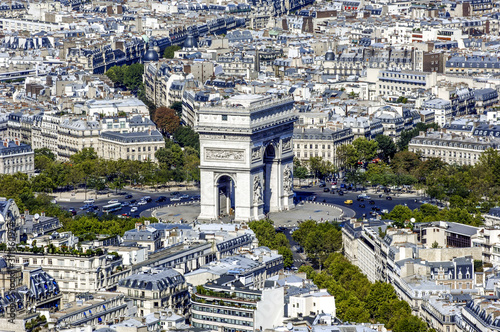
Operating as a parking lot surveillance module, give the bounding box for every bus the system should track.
[102,202,122,214]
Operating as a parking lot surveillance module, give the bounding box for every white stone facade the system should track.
[196,95,297,222]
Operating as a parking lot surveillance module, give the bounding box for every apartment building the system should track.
[0,138,34,175]
[57,119,100,161]
[50,292,127,329]
[288,290,336,319]
[122,223,163,253]
[98,130,164,162]
[117,268,189,316]
[9,251,130,302]
[292,127,354,168]
[408,131,499,166]
[191,281,284,332]
[367,68,438,99]
[423,99,452,127]
[184,247,283,288]
[420,295,464,332]
[474,88,499,113]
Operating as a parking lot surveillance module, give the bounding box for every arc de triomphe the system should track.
[195,94,297,222]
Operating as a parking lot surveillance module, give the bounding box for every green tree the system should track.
[309,157,335,180]
[170,101,183,117]
[35,148,55,161]
[352,137,378,163]
[375,135,397,162]
[393,315,428,332]
[336,144,359,169]
[163,45,181,58]
[174,126,200,151]
[293,158,308,179]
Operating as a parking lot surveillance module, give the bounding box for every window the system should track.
[222,115,228,121]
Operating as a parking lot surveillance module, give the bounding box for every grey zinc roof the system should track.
[118,268,184,291]
[99,130,163,143]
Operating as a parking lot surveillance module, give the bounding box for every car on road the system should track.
[359,204,365,208]
[156,196,167,202]
[386,196,393,200]
[170,192,179,196]
[130,207,138,213]
[171,196,182,202]
[372,206,381,211]
[122,201,130,207]
[368,200,375,205]
[190,195,201,200]
[179,194,189,199]
[381,209,389,214]
[344,199,353,205]
[323,188,330,192]
[357,197,364,202]
[125,194,133,199]
[137,200,147,206]
[319,182,326,187]
[69,208,77,216]
[130,199,137,204]
[83,199,95,204]
[108,199,119,204]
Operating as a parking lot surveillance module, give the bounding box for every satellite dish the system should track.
[287,323,293,330]
[410,218,416,223]
[34,213,40,220]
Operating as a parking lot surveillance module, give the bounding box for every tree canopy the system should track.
[298,253,429,330]
[163,45,181,59]
[248,219,294,268]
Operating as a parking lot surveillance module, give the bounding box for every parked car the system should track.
[323,188,330,192]
[338,190,344,196]
[170,191,180,196]
[108,199,119,204]
[179,194,189,199]
[69,208,77,216]
[386,196,393,200]
[319,182,326,187]
[190,195,201,200]
[171,196,182,202]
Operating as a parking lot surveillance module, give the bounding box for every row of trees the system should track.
[0,170,157,240]
[105,63,145,95]
[248,219,294,268]
[299,254,429,332]
[291,220,342,269]
[386,204,483,227]
[294,123,437,183]
[34,145,201,195]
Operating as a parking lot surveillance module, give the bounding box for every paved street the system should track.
[54,187,200,218]
[53,182,423,222]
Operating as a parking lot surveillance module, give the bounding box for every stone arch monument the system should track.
[195,95,297,222]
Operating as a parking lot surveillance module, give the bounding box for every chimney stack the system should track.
[14,138,19,146]
[3,139,8,147]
